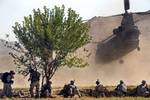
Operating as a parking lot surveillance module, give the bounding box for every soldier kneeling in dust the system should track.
[59,80,81,98]
[136,80,150,97]
[115,80,127,97]
[40,81,52,98]
[93,80,106,97]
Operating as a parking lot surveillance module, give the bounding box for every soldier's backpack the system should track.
[58,84,71,97]
[68,84,77,96]
[1,72,9,83]
[31,71,41,82]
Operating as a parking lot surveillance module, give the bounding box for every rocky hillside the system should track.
[0,39,14,70]
[0,11,150,88]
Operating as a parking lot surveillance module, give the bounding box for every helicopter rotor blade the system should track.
[124,0,130,11]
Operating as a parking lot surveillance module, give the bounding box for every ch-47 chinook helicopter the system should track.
[96,0,140,63]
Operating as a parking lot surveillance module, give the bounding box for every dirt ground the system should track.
[1,97,150,100]
[1,86,150,100]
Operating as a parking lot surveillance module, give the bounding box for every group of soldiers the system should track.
[93,80,150,97]
[0,69,150,98]
[0,69,80,98]
[0,69,51,98]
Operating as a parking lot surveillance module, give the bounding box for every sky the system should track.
[0,0,150,41]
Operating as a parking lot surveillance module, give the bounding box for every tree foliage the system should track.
[8,5,91,85]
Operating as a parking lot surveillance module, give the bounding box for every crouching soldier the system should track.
[93,80,106,97]
[0,70,15,98]
[40,81,52,98]
[115,80,127,96]
[59,80,81,98]
[28,69,41,98]
[136,80,150,97]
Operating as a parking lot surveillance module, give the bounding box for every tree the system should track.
[7,5,91,86]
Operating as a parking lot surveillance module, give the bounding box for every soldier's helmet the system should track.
[70,80,75,85]
[120,80,124,84]
[96,79,100,85]
[142,80,146,84]
[10,70,15,75]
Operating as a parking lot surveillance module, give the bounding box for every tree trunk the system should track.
[43,55,65,86]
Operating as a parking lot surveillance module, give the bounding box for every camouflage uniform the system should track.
[94,80,105,97]
[28,69,41,97]
[115,80,127,96]
[137,80,149,96]
[60,80,81,98]
[0,70,15,98]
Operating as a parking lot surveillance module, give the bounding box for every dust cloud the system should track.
[0,12,150,88]
[52,12,150,87]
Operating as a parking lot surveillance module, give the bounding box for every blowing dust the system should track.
[0,13,150,88]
